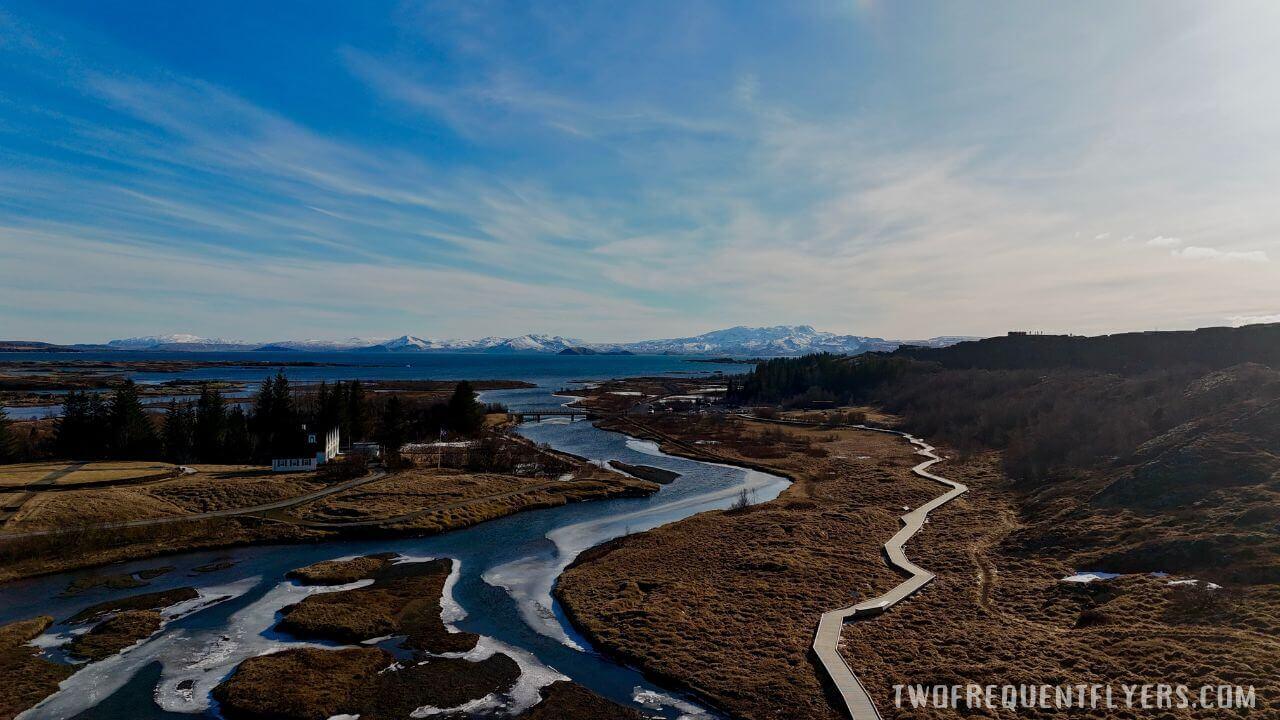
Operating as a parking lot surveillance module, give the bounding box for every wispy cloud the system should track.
[0,2,1278,342]
[1173,246,1269,263]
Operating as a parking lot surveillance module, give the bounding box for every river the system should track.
[0,383,789,720]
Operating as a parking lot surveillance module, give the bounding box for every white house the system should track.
[272,425,340,472]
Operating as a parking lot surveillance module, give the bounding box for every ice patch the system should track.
[608,391,643,396]
[482,557,584,651]
[17,576,372,719]
[410,693,501,718]
[1061,571,1122,584]
[26,625,90,651]
[632,687,713,719]
[1168,578,1222,590]
[439,558,467,626]
[624,438,663,456]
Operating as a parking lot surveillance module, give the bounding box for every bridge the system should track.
[506,409,596,420]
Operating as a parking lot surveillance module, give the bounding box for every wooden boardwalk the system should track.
[812,426,967,720]
[733,415,967,719]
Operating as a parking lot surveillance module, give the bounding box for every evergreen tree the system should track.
[224,406,253,463]
[107,381,158,458]
[251,375,276,460]
[346,380,367,441]
[376,395,407,455]
[194,385,227,462]
[269,370,295,451]
[326,381,349,440]
[162,402,195,463]
[446,381,484,435]
[56,390,89,458]
[0,407,15,463]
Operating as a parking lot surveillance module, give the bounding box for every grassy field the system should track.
[0,461,179,487]
[3,470,322,532]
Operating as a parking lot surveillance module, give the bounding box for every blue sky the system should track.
[1,1,1278,343]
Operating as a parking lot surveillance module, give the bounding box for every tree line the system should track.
[5,372,496,465]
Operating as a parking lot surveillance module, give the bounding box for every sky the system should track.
[1,1,1278,344]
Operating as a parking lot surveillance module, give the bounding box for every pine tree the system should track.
[376,395,407,455]
[446,381,484,435]
[224,406,253,463]
[252,375,276,461]
[347,380,367,441]
[108,381,158,458]
[269,370,295,454]
[162,402,195,463]
[0,407,15,463]
[194,384,227,462]
[56,390,89,458]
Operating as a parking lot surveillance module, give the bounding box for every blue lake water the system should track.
[0,369,783,719]
[1,352,732,418]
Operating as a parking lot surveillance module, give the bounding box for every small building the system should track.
[349,441,383,459]
[272,425,340,472]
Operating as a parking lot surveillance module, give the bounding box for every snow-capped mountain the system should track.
[106,334,253,351]
[105,327,977,355]
[610,325,903,356]
[258,337,391,351]
[352,334,585,353]
[482,334,585,353]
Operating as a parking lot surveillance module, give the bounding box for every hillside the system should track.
[729,324,1280,583]
[895,323,1280,372]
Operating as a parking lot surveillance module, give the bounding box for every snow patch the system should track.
[1061,571,1122,584]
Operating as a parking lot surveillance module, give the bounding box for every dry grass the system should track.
[0,461,178,487]
[5,472,323,531]
[287,553,397,585]
[67,609,161,660]
[287,465,655,534]
[0,616,71,720]
[278,557,477,654]
[519,682,644,719]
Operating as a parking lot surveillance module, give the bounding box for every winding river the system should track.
[0,386,789,720]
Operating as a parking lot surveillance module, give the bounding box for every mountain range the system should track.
[77,326,979,356]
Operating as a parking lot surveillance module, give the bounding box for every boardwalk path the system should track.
[734,415,967,720]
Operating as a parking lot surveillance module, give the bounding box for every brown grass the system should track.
[0,461,179,488]
[0,616,71,720]
[67,609,161,660]
[279,557,478,654]
[287,465,655,534]
[286,553,397,585]
[212,646,523,720]
[520,681,644,719]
